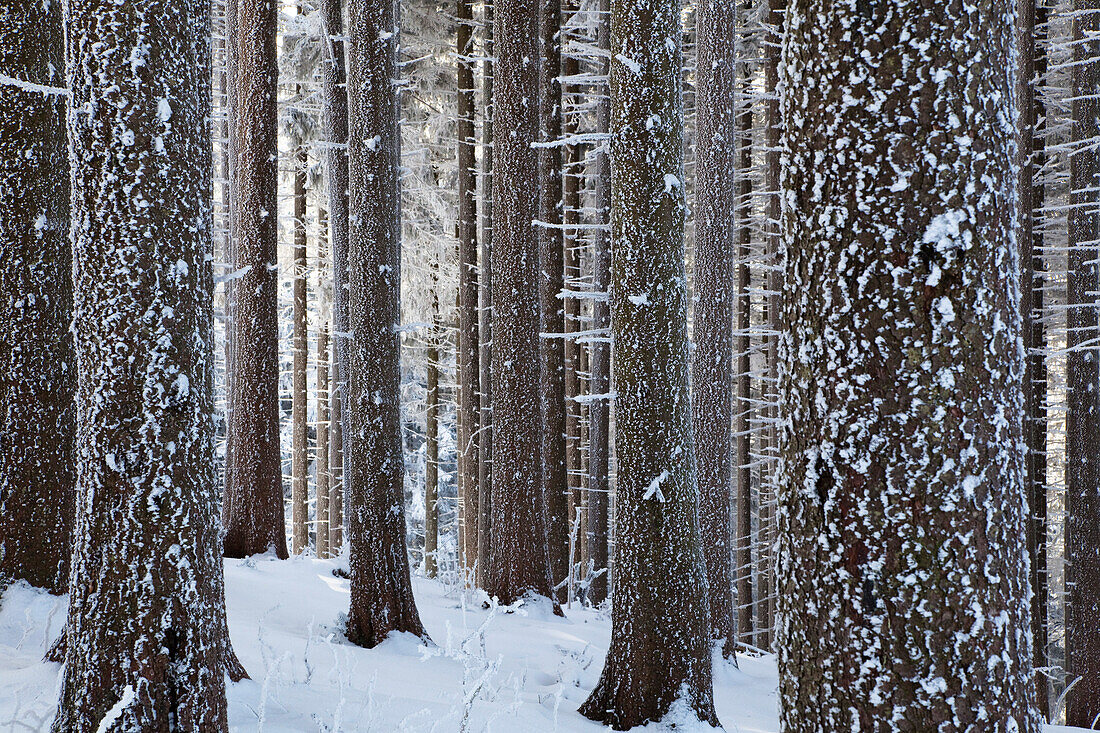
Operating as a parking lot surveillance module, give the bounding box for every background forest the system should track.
[0,0,1096,730]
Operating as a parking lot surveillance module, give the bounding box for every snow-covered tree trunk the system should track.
[457,0,481,575]
[487,0,559,608]
[292,144,309,556]
[585,0,612,607]
[1017,0,1048,716]
[0,0,74,594]
[345,0,428,647]
[53,0,236,726]
[1066,1,1100,726]
[578,0,718,721]
[321,0,351,551]
[477,0,495,589]
[425,340,440,578]
[223,0,287,559]
[777,1,1038,729]
[693,0,737,659]
[540,0,570,589]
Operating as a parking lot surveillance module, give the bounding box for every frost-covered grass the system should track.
[0,558,1076,731]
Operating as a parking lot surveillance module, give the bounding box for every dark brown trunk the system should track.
[488,0,559,608]
[292,143,309,555]
[0,0,74,595]
[53,0,235,725]
[345,0,428,647]
[223,0,287,560]
[317,206,332,560]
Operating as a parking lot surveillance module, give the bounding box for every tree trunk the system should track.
[292,143,309,555]
[329,356,345,553]
[426,341,440,578]
[585,0,612,607]
[539,0,570,591]
[457,0,481,575]
[320,0,351,548]
[733,0,754,644]
[53,0,234,726]
[1066,1,1100,727]
[0,0,74,595]
[488,0,559,608]
[317,206,332,560]
[578,0,718,721]
[777,1,1037,729]
[693,0,737,660]
[1017,0,1048,718]
[345,0,428,647]
[223,0,287,560]
[477,0,494,590]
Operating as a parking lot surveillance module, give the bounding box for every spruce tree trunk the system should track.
[585,0,612,607]
[292,145,309,555]
[1066,1,1100,726]
[53,0,234,726]
[733,0,754,643]
[320,0,351,545]
[1017,0,1048,717]
[457,0,481,575]
[578,0,718,721]
[693,0,737,659]
[345,0,428,647]
[0,0,74,594]
[223,0,287,559]
[317,204,332,560]
[777,1,1037,729]
[477,0,494,589]
[539,0,570,590]
[329,356,345,553]
[488,0,559,608]
[426,341,440,578]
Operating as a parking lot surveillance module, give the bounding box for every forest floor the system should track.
[0,555,1080,732]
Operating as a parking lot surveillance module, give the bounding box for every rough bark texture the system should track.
[488,0,559,608]
[223,0,287,560]
[53,0,234,726]
[317,206,332,560]
[320,0,351,550]
[578,0,717,721]
[585,0,612,607]
[425,341,440,578]
[1066,1,1100,727]
[733,0,754,643]
[457,0,481,574]
[693,0,737,659]
[539,0,570,590]
[477,0,494,590]
[292,145,309,555]
[777,1,1038,730]
[1017,0,1048,717]
[345,0,428,647]
[0,0,74,594]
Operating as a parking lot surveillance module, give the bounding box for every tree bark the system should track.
[693,0,737,659]
[539,0,570,591]
[345,0,428,647]
[1066,1,1100,727]
[487,0,559,608]
[585,0,612,607]
[317,206,332,560]
[292,141,309,555]
[578,0,718,722]
[425,341,440,578]
[476,0,494,590]
[320,0,351,549]
[777,1,1038,729]
[1017,0,1048,717]
[53,0,235,725]
[0,0,74,595]
[329,356,345,553]
[457,0,481,575]
[223,0,287,560]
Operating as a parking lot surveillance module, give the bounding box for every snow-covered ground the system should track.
[0,556,1080,732]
